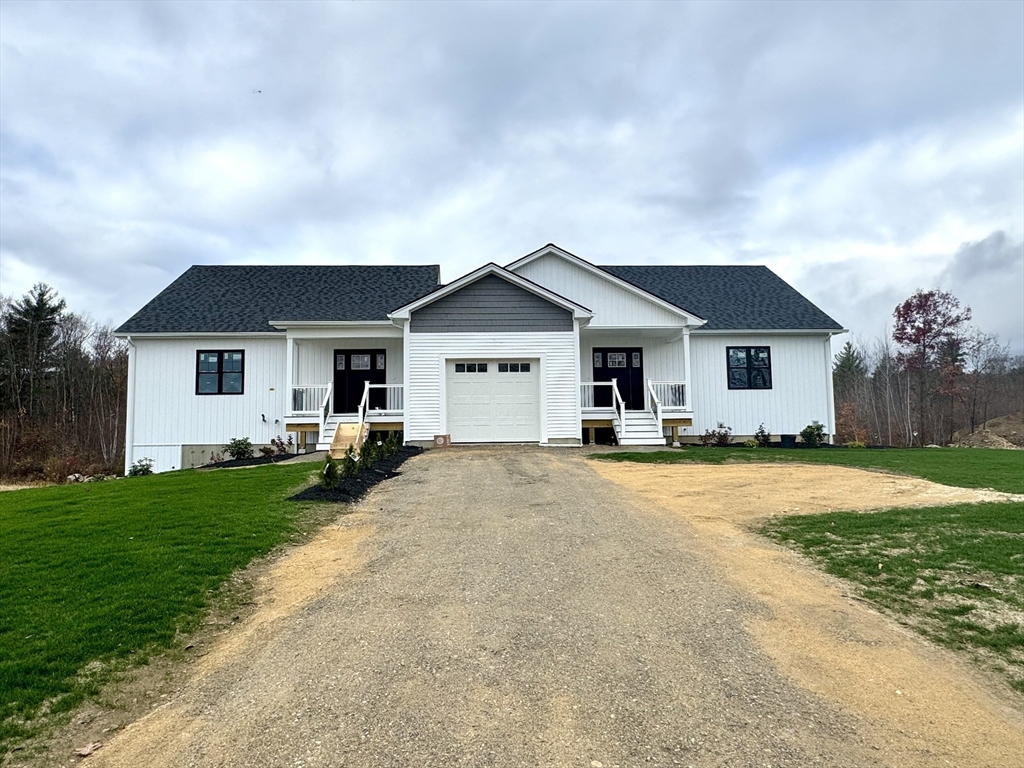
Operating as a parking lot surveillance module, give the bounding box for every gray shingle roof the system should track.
[116,265,441,334]
[600,265,844,331]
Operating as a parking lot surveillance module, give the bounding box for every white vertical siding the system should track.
[406,332,579,443]
[513,254,686,328]
[689,333,832,436]
[131,336,287,472]
[578,333,687,383]
[294,338,403,387]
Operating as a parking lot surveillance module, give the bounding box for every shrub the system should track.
[845,440,866,449]
[699,425,733,447]
[259,446,276,458]
[128,457,154,477]
[754,423,771,448]
[799,421,826,448]
[44,456,85,483]
[224,437,254,460]
[321,456,339,489]
[10,458,44,479]
[339,446,359,478]
[743,439,758,448]
[208,451,224,464]
[270,435,293,455]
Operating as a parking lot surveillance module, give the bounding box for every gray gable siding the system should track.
[410,274,573,333]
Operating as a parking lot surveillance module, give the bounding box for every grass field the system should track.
[592,446,1024,494]
[596,445,1024,693]
[761,502,1024,693]
[0,462,319,753]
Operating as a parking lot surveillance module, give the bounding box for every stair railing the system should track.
[354,380,371,454]
[610,378,626,444]
[647,378,663,436]
[319,382,333,437]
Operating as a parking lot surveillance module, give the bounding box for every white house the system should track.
[114,244,845,472]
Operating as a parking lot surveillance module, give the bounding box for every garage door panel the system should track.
[446,359,540,443]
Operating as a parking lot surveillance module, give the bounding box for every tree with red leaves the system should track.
[892,290,972,445]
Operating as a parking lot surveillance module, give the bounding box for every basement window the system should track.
[726,346,771,390]
[196,350,245,395]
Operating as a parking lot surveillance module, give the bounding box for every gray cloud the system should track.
[0,0,1022,344]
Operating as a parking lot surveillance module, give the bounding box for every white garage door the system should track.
[445,359,540,443]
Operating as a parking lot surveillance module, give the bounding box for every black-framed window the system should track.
[196,350,244,395]
[727,346,771,389]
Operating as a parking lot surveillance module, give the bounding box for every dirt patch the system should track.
[590,460,1024,768]
[955,412,1024,448]
[956,430,1022,450]
[0,482,54,492]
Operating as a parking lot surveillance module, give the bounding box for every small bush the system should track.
[754,423,771,448]
[743,439,758,448]
[845,440,866,449]
[224,437,254,460]
[699,425,733,447]
[208,451,224,464]
[321,456,339,489]
[44,456,85,483]
[10,458,44,479]
[259,446,276,458]
[270,435,294,455]
[339,446,359,477]
[128,457,154,477]
[800,421,826,448]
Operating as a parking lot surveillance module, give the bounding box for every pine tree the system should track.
[2,284,66,419]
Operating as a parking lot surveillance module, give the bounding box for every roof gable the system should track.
[507,245,705,326]
[115,265,440,334]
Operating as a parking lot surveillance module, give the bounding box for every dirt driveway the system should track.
[77,448,1020,768]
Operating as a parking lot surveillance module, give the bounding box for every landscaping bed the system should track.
[290,446,422,503]
[201,454,300,469]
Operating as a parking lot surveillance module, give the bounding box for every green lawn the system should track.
[595,445,1024,693]
[761,502,1024,693]
[591,446,1024,494]
[0,462,319,753]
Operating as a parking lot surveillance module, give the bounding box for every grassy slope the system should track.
[0,462,316,750]
[592,446,1024,494]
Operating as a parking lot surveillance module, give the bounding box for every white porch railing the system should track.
[320,383,333,435]
[292,384,329,414]
[580,381,616,409]
[650,381,688,410]
[366,384,404,412]
[609,378,626,443]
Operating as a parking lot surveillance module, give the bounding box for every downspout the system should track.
[124,336,137,475]
[824,335,836,444]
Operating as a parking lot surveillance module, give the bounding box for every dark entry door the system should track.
[333,349,386,413]
[592,347,645,410]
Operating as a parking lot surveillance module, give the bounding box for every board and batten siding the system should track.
[295,337,403,387]
[512,253,685,328]
[130,336,286,472]
[579,333,687,383]
[689,333,832,436]
[405,332,579,443]
[410,274,573,333]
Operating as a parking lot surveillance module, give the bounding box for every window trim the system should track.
[196,349,245,395]
[726,346,772,390]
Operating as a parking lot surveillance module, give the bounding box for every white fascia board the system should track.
[388,262,593,321]
[505,244,707,327]
[691,328,849,335]
[112,331,280,339]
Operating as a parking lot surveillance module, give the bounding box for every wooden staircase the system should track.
[329,421,369,459]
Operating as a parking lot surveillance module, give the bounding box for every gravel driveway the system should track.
[91,446,886,768]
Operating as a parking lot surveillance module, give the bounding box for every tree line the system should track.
[833,289,1023,447]
[0,284,127,479]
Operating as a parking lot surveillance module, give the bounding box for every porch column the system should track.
[682,329,691,408]
[286,335,295,415]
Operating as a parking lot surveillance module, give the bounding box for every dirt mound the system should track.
[954,412,1024,448]
[956,430,1021,450]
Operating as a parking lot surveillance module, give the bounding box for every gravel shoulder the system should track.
[43,448,1023,767]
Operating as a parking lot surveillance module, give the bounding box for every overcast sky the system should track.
[1,1,1022,354]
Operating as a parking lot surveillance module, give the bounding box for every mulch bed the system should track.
[289,446,423,504]
[202,454,294,469]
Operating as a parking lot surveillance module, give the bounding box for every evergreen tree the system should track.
[2,284,66,419]
[832,341,868,399]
